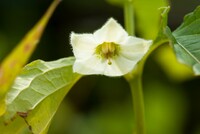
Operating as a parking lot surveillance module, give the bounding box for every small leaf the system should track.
[154,6,170,43]
[2,57,81,134]
[0,0,61,116]
[167,6,200,75]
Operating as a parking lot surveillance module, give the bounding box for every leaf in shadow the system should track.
[167,6,200,75]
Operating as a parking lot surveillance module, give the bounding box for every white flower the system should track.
[70,18,152,76]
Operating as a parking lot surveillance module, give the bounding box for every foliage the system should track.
[0,0,60,116]
[167,6,200,75]
[0,0,200,134]
[1,57,81,134]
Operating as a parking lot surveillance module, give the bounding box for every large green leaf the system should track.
[106,0,168,39]
[0,0,60,116]
[1,57,82,134]
[167,6,200,75]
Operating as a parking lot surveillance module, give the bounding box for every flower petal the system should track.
[120,36,152,60]
[93,18,128,44]
[102,56,137,76]
[103,60,124,76]
[70,32,98,60]
[73,56,106,75]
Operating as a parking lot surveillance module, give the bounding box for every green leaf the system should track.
[143,6,170,53]
[167,6,200,75]
[154,6,170,43]
[0,116,30,134]
[106,0,169,39]
[1,57,82,134]
[0,0,61,116]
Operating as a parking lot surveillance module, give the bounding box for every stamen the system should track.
[95,42,120,64]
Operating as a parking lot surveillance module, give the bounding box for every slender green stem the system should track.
[124,0,134,36]
[128,68,145,134]
[123,1,169,133]
[125,40,169,134]
[124,1,145,134]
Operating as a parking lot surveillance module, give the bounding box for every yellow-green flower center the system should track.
[95,42,120,65]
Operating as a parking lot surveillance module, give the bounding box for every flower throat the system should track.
[95,42,120,65]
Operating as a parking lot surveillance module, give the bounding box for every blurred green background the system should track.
[0,0,200,134]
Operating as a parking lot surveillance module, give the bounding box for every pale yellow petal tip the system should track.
[147,40,153,45]
[70,32,75,45]
[70,32,78,40]
[105,17,122,28]
[148,40,153,47]
[100,17,123,31]
[106,17,117,23]
[144,40,153,50]
[70,32,75,36]
[145,41,152,55]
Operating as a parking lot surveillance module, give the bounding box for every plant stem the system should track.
[129,69,146,134]
[123,1,169,133]
[125,39,169,134]
[124,1,145,134]
[124,0,134,36]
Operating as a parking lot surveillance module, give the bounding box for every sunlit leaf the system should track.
[0,0,61,116]
[167,6,200,75]
[106,0,168,39]
[1,57,81,134]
